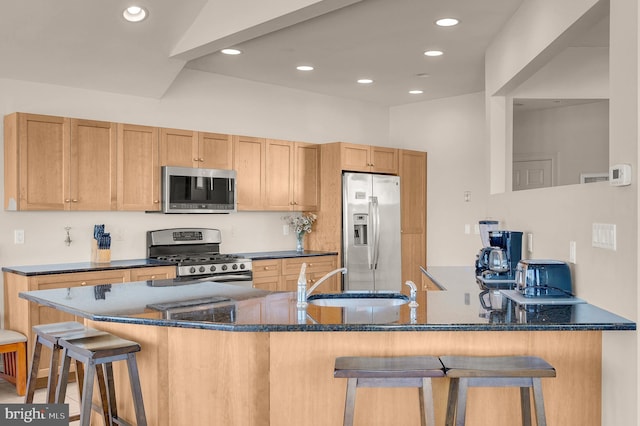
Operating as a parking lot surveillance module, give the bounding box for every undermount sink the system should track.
[306,293,409,308]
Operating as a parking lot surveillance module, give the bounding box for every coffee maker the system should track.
[475,224,523,289]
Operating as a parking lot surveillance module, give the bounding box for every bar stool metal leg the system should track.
[125,353,147,426]
[342,378,357,426]
[25,337,43,403]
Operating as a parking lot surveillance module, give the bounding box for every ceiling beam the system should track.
[170,0,362,61]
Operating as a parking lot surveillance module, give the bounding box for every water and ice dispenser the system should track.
[353,214,368,246]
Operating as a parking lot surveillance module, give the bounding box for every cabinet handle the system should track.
[150,275,156,279]
[153,200,159,203]
[64,199,71,203]
[71,199,78,203]
[81,281,87,286]
[199,158,204,162]
[193,158,199,162]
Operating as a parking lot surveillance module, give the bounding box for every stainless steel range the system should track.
[147,228,252,283]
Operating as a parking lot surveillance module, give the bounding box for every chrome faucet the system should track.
[296,263,347,308]
[405,280,419,307]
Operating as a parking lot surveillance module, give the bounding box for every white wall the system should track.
[0,70,389,309]
[513,100,609,186]
[485,1,638,425]
[390,92,490,265]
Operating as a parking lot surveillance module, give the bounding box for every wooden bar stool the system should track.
[56,332,147,426]
[0,329,27,396]
[334,356,445,426]
[25,322,112,424]
[440,355,556,426]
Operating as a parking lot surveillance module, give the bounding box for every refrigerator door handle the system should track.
[371,196,381,269]
[367,198,374,269]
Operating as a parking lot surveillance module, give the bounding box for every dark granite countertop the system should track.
[2,259,174,276]
[2,252,337,277]
[19,266,635,332]
[235,250,338,260]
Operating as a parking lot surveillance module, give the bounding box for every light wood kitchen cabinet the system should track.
[129,266,177,282]
[339,142,398,174]
[281,256,339,292]
[310,143,427,294]
[4,113,116,211]
[252,255,338,292]
[117,123,160,211]
[399,149,427,288]
[3,265,176,384]
[233,135,265,211]
[160,128,233,169]
[252,259,282,291]
[264,140,319,211]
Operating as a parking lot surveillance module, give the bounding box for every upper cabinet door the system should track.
[117,124,160,211]
[233,135,265,211]
[7,113,70,211]
[340,143,371,172]
[370,146,398,174]
[199,132,233,170]
[264,139,294,211]
[159,128,198,168]
[70,119,117,210]
[293,142,319,211]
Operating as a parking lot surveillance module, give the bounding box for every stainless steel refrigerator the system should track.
[342,172,401,292]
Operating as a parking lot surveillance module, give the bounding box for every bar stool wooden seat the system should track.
[0,329,27,396]
[334,356,445,426]
[25,322,111,424]
[56,332,147,426]
[440,355,556,426]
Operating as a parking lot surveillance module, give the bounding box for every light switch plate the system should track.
[592,223,616,250]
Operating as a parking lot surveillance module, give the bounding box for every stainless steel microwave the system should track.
[161,166,237,213]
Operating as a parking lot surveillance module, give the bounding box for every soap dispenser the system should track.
[297,262,308,308]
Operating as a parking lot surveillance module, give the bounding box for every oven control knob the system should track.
[189,267,196,274]
[240,264,246,270]
[199,266,206,273]
[222,265,228,271]
[210,265,216,272]
[232,264,238,270]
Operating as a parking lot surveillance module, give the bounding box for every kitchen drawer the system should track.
[283,256,336,276]
[32,270,128,290]
[129,266,176,282]
[253,259,282,278]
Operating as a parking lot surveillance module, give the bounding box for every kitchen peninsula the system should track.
[19,267,634,426]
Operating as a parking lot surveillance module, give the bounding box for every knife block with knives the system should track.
[92,224,111,263]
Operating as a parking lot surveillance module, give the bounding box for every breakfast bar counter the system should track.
[18,267,635,426]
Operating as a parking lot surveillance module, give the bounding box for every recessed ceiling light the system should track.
[296,65,314,71]
[357,79,374,84]
[416,73,430,78]
[123,6,148,22]
[221,48,242,55]
[409,90,424,95]
[435,18,459,27]
[424,50,444,57]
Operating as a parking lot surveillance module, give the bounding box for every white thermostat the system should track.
[609,164,632,186]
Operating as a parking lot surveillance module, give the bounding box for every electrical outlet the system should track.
[526,233,534,253]
[569,241,577,263]
[283,224,290,236]
[14,229,25,244]
[464,224,470,234]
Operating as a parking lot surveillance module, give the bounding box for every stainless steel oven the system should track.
[147,228,252,285]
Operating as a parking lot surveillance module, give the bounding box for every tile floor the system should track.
[0,378,80,424]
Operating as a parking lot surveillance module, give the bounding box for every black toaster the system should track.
[515,259,573,298]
